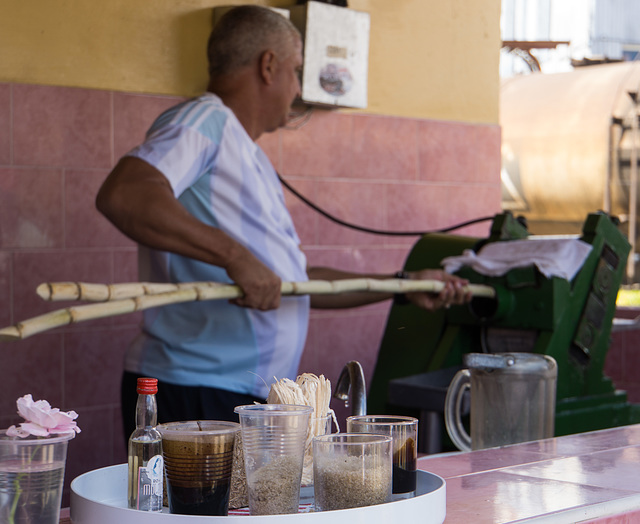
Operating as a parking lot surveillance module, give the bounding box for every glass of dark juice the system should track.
[158,421,239,516]
[347,415,418,499]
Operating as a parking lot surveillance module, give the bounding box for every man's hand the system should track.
[225,247,282,310]
[404,269,472,311]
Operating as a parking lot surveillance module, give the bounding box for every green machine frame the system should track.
[368,212,640,439]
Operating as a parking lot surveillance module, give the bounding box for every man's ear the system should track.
[259,50,277,85]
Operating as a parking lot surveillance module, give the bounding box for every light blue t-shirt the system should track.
[123,93,309,399]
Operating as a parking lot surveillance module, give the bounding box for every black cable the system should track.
[277,173,495,236]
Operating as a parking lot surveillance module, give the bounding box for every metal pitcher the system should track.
[444,352,557,451]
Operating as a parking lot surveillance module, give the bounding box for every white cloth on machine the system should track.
[441,238,593,281]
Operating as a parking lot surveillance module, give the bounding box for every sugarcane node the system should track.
[0,326,21,341]
[36,283,53,301]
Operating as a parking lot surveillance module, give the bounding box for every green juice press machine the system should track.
[368,212,640,452]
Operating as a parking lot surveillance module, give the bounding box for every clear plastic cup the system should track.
[0,430,74,524]
[234,404,312,515]
[311,415,333,438]
[158,420,239,516]
[347,415,418,498]
[301,415,333,487]
[313,433,392,511]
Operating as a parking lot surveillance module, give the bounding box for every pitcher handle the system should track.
[444,369,472,452]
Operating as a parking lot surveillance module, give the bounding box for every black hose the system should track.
[278,173,495,236]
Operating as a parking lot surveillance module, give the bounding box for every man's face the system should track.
[270,36,303,130]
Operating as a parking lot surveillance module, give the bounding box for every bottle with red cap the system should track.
[127,377,163,511]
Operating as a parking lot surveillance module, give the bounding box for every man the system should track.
[96,5,470,443]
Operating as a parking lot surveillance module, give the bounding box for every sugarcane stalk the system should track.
[0,278,495,341]
[36,281,217,302]
[36,278,495,302]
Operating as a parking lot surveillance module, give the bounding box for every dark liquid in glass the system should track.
[167,478,231,516]
[393,437,417,493]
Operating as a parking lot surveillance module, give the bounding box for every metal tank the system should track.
[500,62,640,240]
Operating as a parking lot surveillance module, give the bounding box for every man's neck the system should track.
[208,79,264,142]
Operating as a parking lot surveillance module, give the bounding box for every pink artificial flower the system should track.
[6,394,81,438]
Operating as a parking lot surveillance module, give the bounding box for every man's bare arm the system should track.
[96,156,281,310]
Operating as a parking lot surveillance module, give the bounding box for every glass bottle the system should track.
[128,377,163,511]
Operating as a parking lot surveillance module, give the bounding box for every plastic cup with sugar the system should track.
[234,404,312,515]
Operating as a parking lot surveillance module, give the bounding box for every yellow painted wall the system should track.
[0,0,500,123]
[352,0,501,123]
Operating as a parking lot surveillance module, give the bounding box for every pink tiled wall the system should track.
[0,82,502,503]
[606,308,640,403]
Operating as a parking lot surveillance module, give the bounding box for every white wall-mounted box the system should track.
[288,1,370,109]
